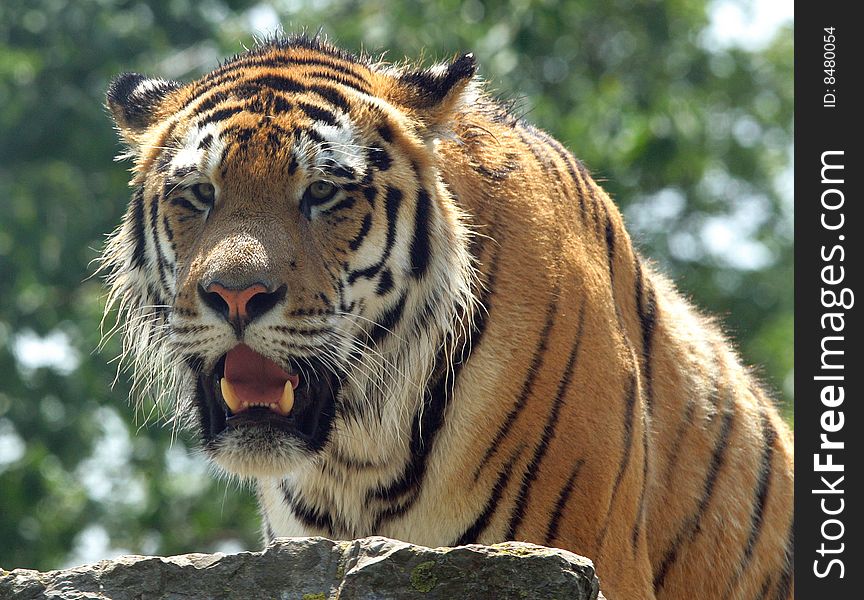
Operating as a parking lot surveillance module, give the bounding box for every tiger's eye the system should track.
[191,182,216,204]
[308,181,336,200]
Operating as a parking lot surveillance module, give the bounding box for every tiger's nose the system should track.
[198,281,286,332]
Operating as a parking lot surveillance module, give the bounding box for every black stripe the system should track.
[245,73,305,94]
[243,94,267,114]
[362,185,377,207]
[324,195,356,214]
[754,575,773,600]
[455,445,525,545]
[376,269,394,296]
[634,257,657,415]
[302,69,375,96]
[526,126,589,222]
[330,165,356,180]
[218,142,232,176]
[129,187,147,269]
[308,84,350,112]
[291,126,324,145]
[467,241,501,354]
[631,403,650,551]
[198,105,243,126]
[188,77,296,113]
[347,186,402,284]
[170,197,205,213]
[474,292,559,481]
[224,125,256,144]
[368,146,392,171]
[149,193,171,294]
[369,292,407,345]
[162,215,174,243]
[517,126,556,177]
[544,459,585,545]
[147,284,168,322]
[584,163,603,234]
[653,393,736,592]
[381,185,403,255]
[663,349,723,484]
[522,124,598,236]
[410,189,432,278]
[272,95,293,113]
[662,389,700,484]
[471,159,519,181]
[506,306,585,539]
[329,445,382,470]
[596,373,639,548]
[728,408,777,590]
[264,122,292,144]
[297,101,338,126]
[188,90,229,116]
[573,161,594,224]
[265,129,283,155]
[282,483,333,534]
[261,516,276,543]
[349,213,373,251]
[604,205,616,280]
[347,259,385,285]
[197,133,213,151]
[377,122,394,142]
[270,325,330,336]
[772,524,793,600]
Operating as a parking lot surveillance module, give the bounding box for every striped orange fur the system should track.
[102,36,793,599]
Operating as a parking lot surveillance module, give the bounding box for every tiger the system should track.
[101,35,793,599]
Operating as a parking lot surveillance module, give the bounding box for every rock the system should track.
[0,536,603,599]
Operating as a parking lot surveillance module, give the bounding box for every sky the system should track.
[706,0,794,50]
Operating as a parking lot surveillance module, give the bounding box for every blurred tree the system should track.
[0,0,792,571]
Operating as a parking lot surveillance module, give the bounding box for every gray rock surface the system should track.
[1,536,603,599]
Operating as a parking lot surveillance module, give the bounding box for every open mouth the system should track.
[197,344,338,452]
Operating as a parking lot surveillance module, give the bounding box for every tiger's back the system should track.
[103,37,793,600]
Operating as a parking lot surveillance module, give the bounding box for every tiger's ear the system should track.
[106,72,181,147]
[388,53,477,138]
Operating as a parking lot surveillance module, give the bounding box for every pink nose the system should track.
[198,279,287,331]
[204,282,270,323]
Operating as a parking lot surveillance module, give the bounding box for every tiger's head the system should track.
[102,37,478,479]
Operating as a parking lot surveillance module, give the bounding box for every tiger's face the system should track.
[103,40,477,479]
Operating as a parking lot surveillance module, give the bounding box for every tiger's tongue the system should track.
[223,344,297,413]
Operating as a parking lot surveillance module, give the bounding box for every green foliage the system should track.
[0,0,792,570]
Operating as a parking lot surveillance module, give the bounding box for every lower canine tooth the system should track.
[220,378,241,412]
[279,380,295,415]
